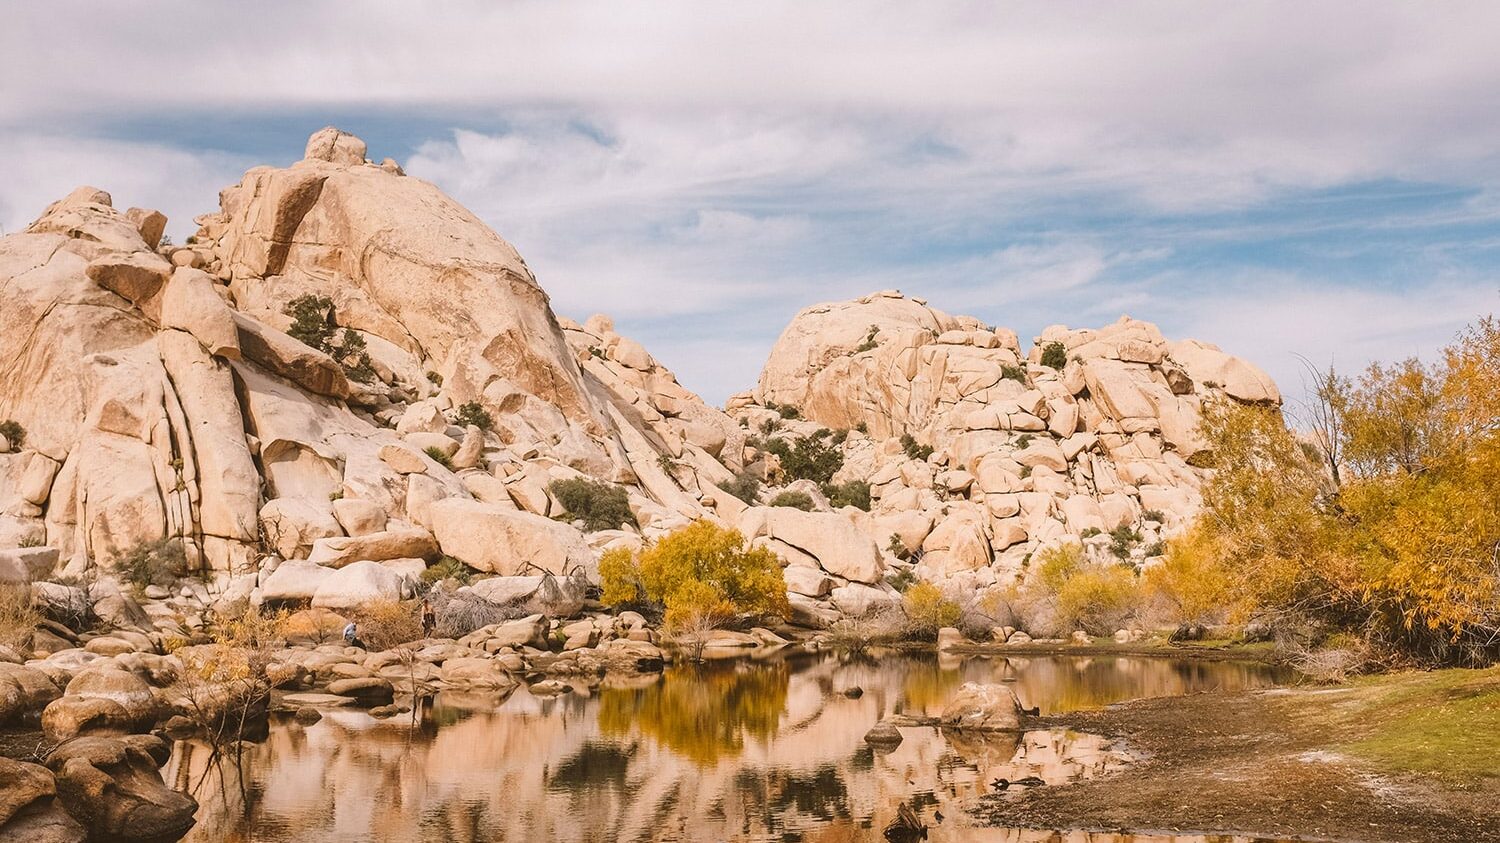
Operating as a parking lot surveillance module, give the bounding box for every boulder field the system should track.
[0,127,1279,630]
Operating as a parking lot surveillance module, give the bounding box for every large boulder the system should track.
[40,668,160,741]
[306,528,438,568]
[0,758,85,843]
[430,499,593,576]
[206,128,614,474]
[939,682,1024,731]
[467,574,586,617]
[738,507,883,583]
[258,497,342,560]
[0,663,65,725]
[310,560,406,611]
[259,560,336,603]
[46,735,197,841]
[1169,339,1281,404]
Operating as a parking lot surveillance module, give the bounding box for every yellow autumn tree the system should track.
[599,521,790,632]
[1175,315,1500,661]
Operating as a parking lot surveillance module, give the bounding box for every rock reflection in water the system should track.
[166,653,1291,842]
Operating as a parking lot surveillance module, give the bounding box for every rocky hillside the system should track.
[0,127,1280,629]
[725,290,1279,602]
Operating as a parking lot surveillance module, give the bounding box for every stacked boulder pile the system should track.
[726,290,1280,609]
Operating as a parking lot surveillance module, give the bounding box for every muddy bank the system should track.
[973,670,1500,843]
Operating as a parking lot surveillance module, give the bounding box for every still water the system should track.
[165,652,1296,843]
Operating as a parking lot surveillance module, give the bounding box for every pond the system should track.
[165,652,1297,842]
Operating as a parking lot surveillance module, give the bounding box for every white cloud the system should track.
[2,2,1499,404]
[0,133,250,240]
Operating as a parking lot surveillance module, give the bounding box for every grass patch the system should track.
[1338,667,1500,783]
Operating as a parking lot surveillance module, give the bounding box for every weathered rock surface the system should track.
[46,735,197,841]
[939,682,1024,731]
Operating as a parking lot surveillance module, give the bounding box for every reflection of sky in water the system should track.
[165,653,1295,843]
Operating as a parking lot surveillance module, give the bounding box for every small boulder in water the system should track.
[864,720,903,746]
[939,682,1023,731]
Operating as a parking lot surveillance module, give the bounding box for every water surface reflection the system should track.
[167,652,1294,842]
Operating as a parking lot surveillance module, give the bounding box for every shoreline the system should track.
[940,639,1283,663]
[970,666,1500,843]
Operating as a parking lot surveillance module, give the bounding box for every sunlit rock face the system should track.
[740,290,1282,592]
[0,129,757,588]
[165,653,1289,842]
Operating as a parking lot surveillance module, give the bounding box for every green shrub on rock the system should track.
[454,401,493,431]
[548,478,635,531]
[0,420,24,449]
[768,490,815,511]
[1040,341,1068,370]
[821,480,871,511]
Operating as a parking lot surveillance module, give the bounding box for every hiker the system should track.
[421,598,436,638]
[342,621,366,650]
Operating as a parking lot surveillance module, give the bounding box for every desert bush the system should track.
[119,537,185,591]
[758,417,781,435]
[283,294,376,383]
[427,585,522,638]
[0,420,24,448]
[1040,341,1068,370]
[1000,363,1028,383]
[1012,542,1148,637]
[885,565,918,593]
[1056,565,1140,635]
[599,521,789,632]
[902,581,961,640]
[854,324,879,353]
[721,470,762,505]
[0,582,39,651]
[1108,524,1142,559]
[174,607,287,745]
[1177,314,1500,664]
[886,534,913,561]
[548,477,635,531]
[351,599,423,651]
[1141,509,1166,523]
[777,404,801,420]
[763,430,844,484]
[821,479,871,511]
[899,433,934,462]
[420,556,477,588]
[454,400,493,430]
[768,490,815,511]
[826,605,904,653]
[423,446,454,469]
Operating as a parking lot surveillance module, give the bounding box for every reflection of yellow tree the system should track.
[900,660,964,713]
[598,663,789,763]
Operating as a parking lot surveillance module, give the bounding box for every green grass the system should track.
[1339,667,1500,783]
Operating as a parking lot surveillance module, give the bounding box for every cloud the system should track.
[2,2,1498,405]
[0,133,250,239]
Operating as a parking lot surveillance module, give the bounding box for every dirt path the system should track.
[970,679,1500,843]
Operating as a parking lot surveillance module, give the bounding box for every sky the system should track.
[3,2,1498,409]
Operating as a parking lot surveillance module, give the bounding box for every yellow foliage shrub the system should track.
[901,581,961,639]
[352,599,423,651]
[1148,525,1236,626]
[0,582,38,651]
[599,521,790,631]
